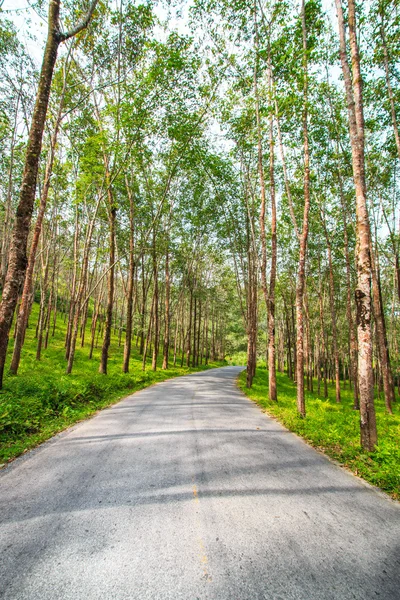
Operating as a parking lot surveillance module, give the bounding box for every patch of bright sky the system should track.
[2,0,194,66]
[2,0,46,63]
[3,0,339,60]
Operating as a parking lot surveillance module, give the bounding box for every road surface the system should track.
[1,366,399,599]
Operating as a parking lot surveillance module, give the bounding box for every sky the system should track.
[2,0,339,68]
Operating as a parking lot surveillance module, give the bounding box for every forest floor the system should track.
[238,368,400,500]
[0,303,222,465]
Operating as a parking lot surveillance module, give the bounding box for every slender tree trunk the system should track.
[0,0,62,386]
[186,289,193,367]
[10,84,67,374]
[380,8,400,159]
[336,0,377,450]
[318,261,329,399]
[162,242,170,370]
[340,183,359,409]
[1,92,20,288]
[193,296,197,367]
[285,308,292,380]
[267,52,277,402]
[65,205,79,360]
[140,254,146,355]
[151,229,159,371]
[322,215,341,402]
[196,298,202,367]
[142,293,155,371]
[99,200,116,375]
[36,234,51,360]
[123,178,135,373]
[296,0,311,418]
[371,247,394,413]
[0,0,97,387]
[211,302,215,362]
[173,309,179,367]
[253,3,268,309]
[67,203,100,374]
[246,212,258,388]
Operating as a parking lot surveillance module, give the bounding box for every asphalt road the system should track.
[1,366,399,600]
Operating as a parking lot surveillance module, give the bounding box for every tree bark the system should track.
[10,71,67,374]
[253,2,268,309]
[123,177,135,373]
[296,0,311,417]
[0,0,97,387]
[379,7,400,159]
[371,246,394,413]
[322,214,341,402]
[335,0,377,450]
[67,197,100,374]
[162,241,170,370]
[151,228,159,371]
[99,199,116,375]
[267,50,277,402]
[0,0,61,387]
[1,91,20,288]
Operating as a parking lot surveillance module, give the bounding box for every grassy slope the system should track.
[238,368,400,500]
[0,303,222,464]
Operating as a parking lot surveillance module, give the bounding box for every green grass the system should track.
[0,303,222,464]
[238,368,400,500]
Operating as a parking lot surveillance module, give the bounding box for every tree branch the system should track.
[59,0,99,42]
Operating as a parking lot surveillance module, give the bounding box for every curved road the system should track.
[1,366,399,599]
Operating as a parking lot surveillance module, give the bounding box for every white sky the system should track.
[2,0,45,63]
[2,0,338,68]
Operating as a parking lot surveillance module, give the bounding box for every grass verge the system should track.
[238,368,400,500]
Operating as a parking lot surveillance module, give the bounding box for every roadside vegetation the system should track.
[238,368,400,500]
[0,303,222,465]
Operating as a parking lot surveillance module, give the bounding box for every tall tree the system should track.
[0,0,98,388]
[295,0,311,417]
[335,0,377,450]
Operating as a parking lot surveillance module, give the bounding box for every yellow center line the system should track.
[192,482,212,583]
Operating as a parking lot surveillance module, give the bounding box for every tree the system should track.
[335,0,377,450]
[0,0,99,388]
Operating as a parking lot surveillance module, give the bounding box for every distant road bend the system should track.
[1,366,399,599]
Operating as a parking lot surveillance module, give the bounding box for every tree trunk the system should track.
[296,0,311,418]
[0,0,97,387]
[65,206,79,360]
[36,229,52,361]
[267,51,277,402]
[380,8,400,160]
[253,3,268,309]
[162,242,170,370]
[1,92,20,288]
[99,201,116,375]
[123,178,135,373]
[142,293,155,371]
[151,229,159,371]
[371,247,394,413]
[336,0,377,450]
[322,215,341,402]
[0,0,62,387]
[186,289,193,367]
[10,77,67,374]
[197,300,202,367]
[67,199,100,374]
